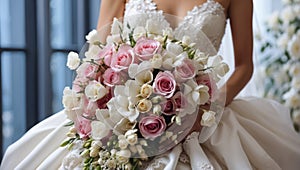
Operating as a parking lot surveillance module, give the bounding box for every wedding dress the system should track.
[2,0,300,169]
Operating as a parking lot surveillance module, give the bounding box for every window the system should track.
[0,0,100,158]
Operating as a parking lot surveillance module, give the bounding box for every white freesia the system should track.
[288,34,300,59]
[166,42,184,57]
[135,70,153,85]
[118,135,129,150]
[111,17,122,35]
[291,77,300,89]
[84,45,101,60]
[106,159,117,169]
[289,62,300,77]
[91,121,110,140]
[85,29,101,44]
[116,150,131,163]
[277,33,289,49]
[133,26,147,41]
[128,61,153,79]
[150,54,163,68]
[283,89,300,108]
[125,129,138,145]
[281,6,296,25]
[268,11,280,30]
[292,110,300,125]
[183,79,210,106]
[201,110,216,127]
[209,55,230,77]
[84,81,107,102]
[62,87,81,110]
[95,109,123,130]
[66,51,80,70]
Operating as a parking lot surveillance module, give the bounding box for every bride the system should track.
[2,0,300,169]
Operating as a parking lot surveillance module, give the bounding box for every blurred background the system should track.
[0,0,100,158]
[0,0,294,159]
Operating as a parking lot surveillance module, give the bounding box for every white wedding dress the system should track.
[2,0,300,169]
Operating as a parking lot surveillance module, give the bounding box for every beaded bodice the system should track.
[124,0,227,54]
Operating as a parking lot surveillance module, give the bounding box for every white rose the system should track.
[288,35,300,60]
[85,29,101,43]
[62,87,81,110]
[84,81,107,102]
[116,150,131,163]
[91,121,110,140]
[66,51,80,70]
[201,110,216,127]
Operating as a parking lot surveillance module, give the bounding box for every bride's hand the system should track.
[158,107,205,151]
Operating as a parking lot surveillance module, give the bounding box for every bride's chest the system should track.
[124,0,227,52]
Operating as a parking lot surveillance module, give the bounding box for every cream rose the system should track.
[137,99,152,113]
[140,84,153,98]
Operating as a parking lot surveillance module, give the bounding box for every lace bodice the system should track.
[124,0,227,55]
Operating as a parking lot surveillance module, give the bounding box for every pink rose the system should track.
[76,62,100,80]
[196,73,218,102]
[103,68,127,86]
[97,88,113,109]
[134,37,161,61]
[139,115,166,140]
[153,71,176,98]
[99,44,115,66]
[74,116,92,138]
[173,59,196,82]
[160,99,176,115]
[72,75,89,93]
[110,45,134,71]
[172,92,188,110]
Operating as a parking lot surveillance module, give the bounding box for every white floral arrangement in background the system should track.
[257,0,300,131]
[60,17,228,170]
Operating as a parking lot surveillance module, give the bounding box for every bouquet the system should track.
[257,0,300,131]
[60,17,229,169]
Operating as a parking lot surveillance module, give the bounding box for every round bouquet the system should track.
[257,0,300,131]
[61,16,228,169]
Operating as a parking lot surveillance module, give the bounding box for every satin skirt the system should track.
[1,97,300,170]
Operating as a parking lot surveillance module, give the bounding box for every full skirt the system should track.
[1,97,300,170]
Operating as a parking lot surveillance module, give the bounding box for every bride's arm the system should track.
[222,0,254,106]
[97,0,126,30]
